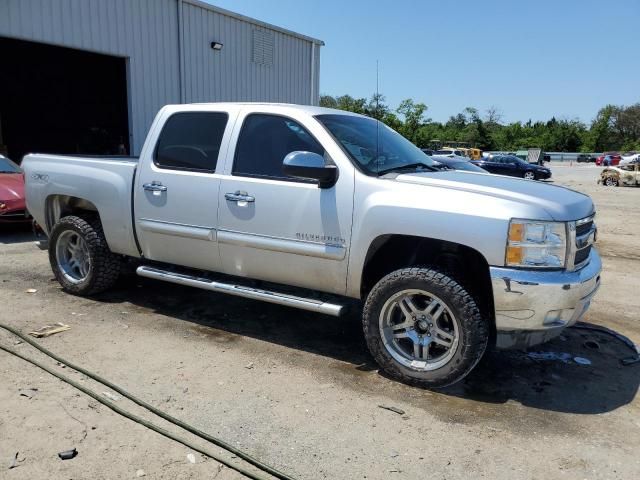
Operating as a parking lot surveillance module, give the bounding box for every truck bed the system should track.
[22,153,140,257]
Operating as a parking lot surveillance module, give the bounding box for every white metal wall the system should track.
[0,0,322,154]
[180,1,320,106]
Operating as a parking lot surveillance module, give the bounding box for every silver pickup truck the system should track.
[23,103,601,387]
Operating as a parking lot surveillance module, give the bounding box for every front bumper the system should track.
[0,208,31,223]
[490,249,601,349]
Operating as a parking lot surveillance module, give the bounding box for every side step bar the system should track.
[136,266,345,317]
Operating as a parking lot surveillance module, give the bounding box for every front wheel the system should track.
[523,170,536,180]
[362,267,489,388]
[49,215,121,295]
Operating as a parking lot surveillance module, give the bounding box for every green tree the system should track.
[396,99,428,143]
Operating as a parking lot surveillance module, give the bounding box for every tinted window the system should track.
[233,114,324,180]
[0,156,21,173]
[155,112,228,172]
[316,114,436,175]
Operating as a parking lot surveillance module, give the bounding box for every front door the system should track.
[134,110,232,271]
[216,112,354,295]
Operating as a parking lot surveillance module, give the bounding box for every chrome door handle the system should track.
[225,192,255,203]
[143,182,167,192]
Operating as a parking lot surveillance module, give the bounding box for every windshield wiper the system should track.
[377,163,437,176]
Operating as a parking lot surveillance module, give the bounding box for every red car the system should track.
[0,155,30,224]
[595,153,621,166]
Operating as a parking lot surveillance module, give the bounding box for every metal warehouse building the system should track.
[0,0,323,159]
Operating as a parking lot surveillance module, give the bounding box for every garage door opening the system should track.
[0,37,130,163]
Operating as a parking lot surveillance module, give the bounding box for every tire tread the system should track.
[363,267,489,388]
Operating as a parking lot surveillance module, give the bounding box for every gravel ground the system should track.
[0,164,638,479]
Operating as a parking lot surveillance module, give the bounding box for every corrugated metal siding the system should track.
[0,0,181,154]
[0,0,321,154]
[180,2,314,105]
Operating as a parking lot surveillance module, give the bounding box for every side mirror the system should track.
[283,151,338,188]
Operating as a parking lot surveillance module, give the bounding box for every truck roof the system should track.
[169,102,365,118]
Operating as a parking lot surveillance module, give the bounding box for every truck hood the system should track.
[395,171,594,221]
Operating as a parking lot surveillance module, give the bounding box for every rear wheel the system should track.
[604,176,619,187]
[49,215,121,295]
[523,170,536,180]
[362,267,489,388]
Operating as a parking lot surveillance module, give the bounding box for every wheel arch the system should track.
[359,234,495,335]
[45,194,100,232]
[44,194,140,257]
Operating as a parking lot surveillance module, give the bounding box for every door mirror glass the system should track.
[283,151,338,188]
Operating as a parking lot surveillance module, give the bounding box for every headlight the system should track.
[506,219,567,268]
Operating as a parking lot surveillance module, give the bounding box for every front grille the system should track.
[575,220,593,237]
[574,245,591,265]
[572,215,596,269]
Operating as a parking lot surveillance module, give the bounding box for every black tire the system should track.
[604,176,619,187]
[523,170,537,180]
[363,267,489,388]
[49,215,121,295]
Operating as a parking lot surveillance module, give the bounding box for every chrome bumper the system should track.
[490,249,602,349]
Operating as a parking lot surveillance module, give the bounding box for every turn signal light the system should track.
[508,223,524,242]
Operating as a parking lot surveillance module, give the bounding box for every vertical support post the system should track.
[310,42,316,105]
[177,0,186,103]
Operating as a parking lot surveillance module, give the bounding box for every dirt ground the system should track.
[1,163,639,479]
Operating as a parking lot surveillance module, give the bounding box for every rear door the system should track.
[134,107,236,271]
[215,110,354,295]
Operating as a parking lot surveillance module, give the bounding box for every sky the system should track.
[208,0,640,124]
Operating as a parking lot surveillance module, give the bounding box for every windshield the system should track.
[315,114,436,175]
[0,156,21,173]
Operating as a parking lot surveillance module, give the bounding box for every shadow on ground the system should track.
[0,224,35,244]
[96,276,639,415]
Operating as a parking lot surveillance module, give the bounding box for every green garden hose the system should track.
[0,322,298,480]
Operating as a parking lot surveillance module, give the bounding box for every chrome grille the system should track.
[569,214,596,270]
[575,219,593,237]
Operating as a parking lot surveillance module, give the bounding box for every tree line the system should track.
[319,94,640,153]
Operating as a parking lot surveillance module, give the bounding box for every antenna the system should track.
[376,59,380,173]
[376,59,379,115]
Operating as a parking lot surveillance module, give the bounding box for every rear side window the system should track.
[155,112,228,172]
[233,114,324,180]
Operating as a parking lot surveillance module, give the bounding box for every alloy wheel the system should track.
[379,289,460,371]
[55,230,91,283]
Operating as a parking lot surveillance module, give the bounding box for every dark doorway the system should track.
[0,37,130,163]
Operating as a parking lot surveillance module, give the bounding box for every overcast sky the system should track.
[209,0,640,124]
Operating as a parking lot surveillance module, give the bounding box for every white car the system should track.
[620,153,640,165]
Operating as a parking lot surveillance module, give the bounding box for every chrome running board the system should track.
[136,266,345,317]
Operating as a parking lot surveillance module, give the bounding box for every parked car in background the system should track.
[430,156,487,173]
[598,160,640,187]
[0,155,29,224]
[596,153,621,166]
[433,149,467,157]
[471,154,551,180]
[576,154,595,163]
[620,152,640,166]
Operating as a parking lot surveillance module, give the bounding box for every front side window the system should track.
[233,114,325,180]
[155,112,228,172]
[316,114,436,176]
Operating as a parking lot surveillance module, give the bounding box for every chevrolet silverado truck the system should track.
[22,103,601,387]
